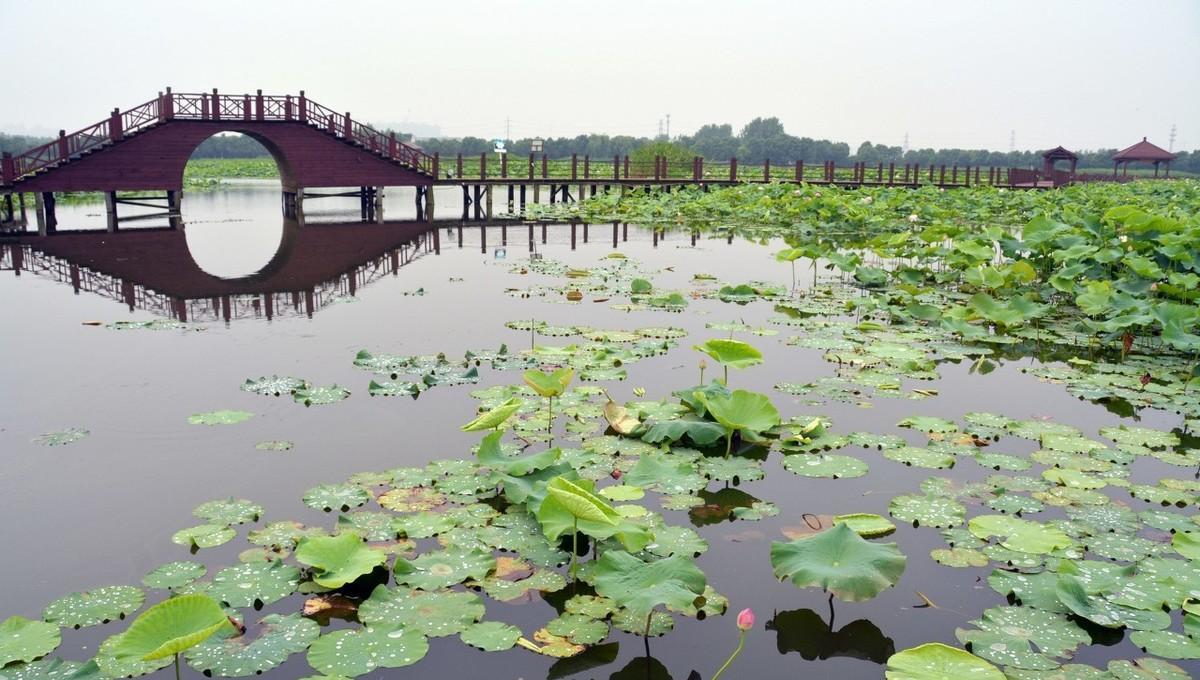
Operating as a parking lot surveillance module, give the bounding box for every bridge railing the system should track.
[1,89,436,185]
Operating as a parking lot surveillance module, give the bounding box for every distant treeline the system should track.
[4,118,1196,173]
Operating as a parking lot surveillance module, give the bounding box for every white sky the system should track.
[2,0,1197,151]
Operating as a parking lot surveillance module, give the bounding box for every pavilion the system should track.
[1112,137,1176,178]
[1042,146,1078,175]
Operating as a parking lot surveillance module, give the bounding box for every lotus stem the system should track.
[569,517,578,578]
[723,365,729,386]
[644,609,654,638]
[174,653,181,680]
[724,432,733,458]
[711,629,745,680]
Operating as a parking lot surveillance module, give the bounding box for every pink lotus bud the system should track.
[736,608,755,631]
[611,468,623,480]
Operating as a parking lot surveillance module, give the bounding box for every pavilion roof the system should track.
[1113,137,1176,161]
[1042,146,1078,160]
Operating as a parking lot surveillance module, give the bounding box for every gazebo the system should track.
[1042,146,1078,175]
[1113,137,1176,178]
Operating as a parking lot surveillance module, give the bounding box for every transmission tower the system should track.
[902,132,909,154]
[1169,124,1177,152]
[1009,130,1016,153]
[665,114,671,139]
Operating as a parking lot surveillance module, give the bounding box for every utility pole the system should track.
[902,132,909,154]
[1008,130,1016,153]
[665,114,671,140]
[1168,123,1177,152]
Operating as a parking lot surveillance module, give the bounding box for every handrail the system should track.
[1,89,436,185]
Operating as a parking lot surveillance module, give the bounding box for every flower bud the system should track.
[736,608,755,631]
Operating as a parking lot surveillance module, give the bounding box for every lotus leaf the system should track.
[462,397,523,431]
[394,546,495,590]
[107,594,232,663]
[1129,630,1200,660]
[31,429,89,447]
[970,606,1090,657]
[931,548,989,568]
[186,613,318,677]
[305,624,428,677]
[771,523,906,602]
[377,486,444,513]
[0,616,61,666]
[833,513,896,538]
[523,368,574,398]
[475,430,559,476]
[459,622,521,652]
[692,339,763,370]
[1055,573,1171,630]
[302,483,370,512]
[142,562,206,590]
[209,559,300,608]
[590,551,706,619]
[187,410,253,426]
[240,376,307,397]
[885,642,1003,679]
[782,453,869,479]
[546,614,609,644]
[956,629,1058,670]
[883,446,956,469]
[367,380,420,397]
[292,385,350,406]
[295,532,387,589]
[358,586,485,637]
[610,609,674,637]
[889,494,966,528]
[193,498,262,526]
[968,515,1073,554]
[43,586,144,628]
[695,389,780,455]
[171,524,236,549]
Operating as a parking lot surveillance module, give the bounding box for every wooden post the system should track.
[298,90,307,122]
[212,88,221,121]
[614,155,620,181]
[623,156,630,179]
[764,159,770,182]
[164,87,174,120]
[583,155,590,179]
[571,153,578,181]
[109,108,123,142]
[888,162,895,184]
[480,152,487,180]
[541,155,548,179]
[243,94,251,121]
[501,153,508,178]
[105,191,118,232]
[456,153,464,179]
[951,165,958,184]
[58,130,68,161]
[796,160,803,182]
[730,157,737,182]
[255,90,264,120]
[877,162,883,183]
[343,112,352,140]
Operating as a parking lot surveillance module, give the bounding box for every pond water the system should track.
[1,182,1195,679]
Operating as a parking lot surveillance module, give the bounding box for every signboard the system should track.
[531,139,544,153]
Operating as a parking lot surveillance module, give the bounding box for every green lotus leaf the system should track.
[475,568,567,602]
[241,375,308,397]
[640,417,727,446]
[955,629,1058,670]
[0,616,61,666]
[292,384,351,406]
[624,453,708,493]
[695,389,780,446]
[459,621,521,652]
[543,475,621,527]
[897,416,959,434]
[731,500,780,521]
[109,594,232,662]
[697,456,764,483]
[546,614,609,645]
[305,624,428,677]
[970,605,1090,657]
[591,551,706,619]
[171,524,236,549]
[193,498,262,526]
[882,446,956,469]
[771,523,906,602]
[186,613,318,677]
[889,494,965,528]
[377,486,445,513]
[335,512,400,542]
[394,546,495,590]
[833,513,896,538]
[1100,425,1179,450]
[1172,531,1200,559]
[885,642,1003,679]
[0,657,93,680]
[142,562,206,590]
[1085,533,1159,562]
[247,521,318,550]
[43,586,144,628]
[599,484,645,501]
[462,397,524,432]
[1055,573,1171,630]
[367,379,420,397]
[782,453,869,479]
[611,608,674,637]
[564,595,618,619]
[523,368,574,398]
[968,515,1072,554]
[31,428,89,447]
[187,410,253,426]
[693,339,763,370]
[931,548,989,568]
[475,430,560,476]
[393,511,456,539]
[358,586,485,637]
[302,483,370,512]
[294,532,387,588]
[209,559,300,608]
[644,524,708,558]
[1124,630,1200,660]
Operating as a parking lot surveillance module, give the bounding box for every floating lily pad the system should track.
[883,446,956,469]
[771,523,906,602]
[188,410,253,426]
[358,586,485,637]
[459,621,521,652]
[142,562,206,590]
[172,524,236,549]
[0,616,61,666]
[395,546,496,590]
[885,641,1003,679]
[1129,630,1200,659]
[305,624,428,677]
[546,614,609,645]
[186,613,318,676]
[209,560,300,608]
[31,428,89,447]
[931,548,989,568]
[889,494,966,528]
[782,453,868,479]
[193,498,262,526]
[834,513,896,538]
[241,376,308,397]
[293,385,351,406]
[302,484,370,512]
[42,586,144,629]
[970,605,1091,657]
[295,532,387,589]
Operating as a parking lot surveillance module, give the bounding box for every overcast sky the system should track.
[2,0,1196,151]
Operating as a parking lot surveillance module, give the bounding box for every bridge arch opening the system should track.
[180,133,296,279]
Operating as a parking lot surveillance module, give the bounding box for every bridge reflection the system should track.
[0,219,439,322]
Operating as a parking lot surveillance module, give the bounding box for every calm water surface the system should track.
[0,183,1192,679]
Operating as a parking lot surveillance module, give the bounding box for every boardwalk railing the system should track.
[433,153,1048,188]
[1,89,435,185]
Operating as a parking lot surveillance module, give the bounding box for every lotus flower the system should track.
[736,608,755,630]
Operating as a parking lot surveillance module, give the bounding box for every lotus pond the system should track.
[2,180,1200,680]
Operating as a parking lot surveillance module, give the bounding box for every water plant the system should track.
[523,367,574,437]
[104,594,234,680]
[693,338,763,385]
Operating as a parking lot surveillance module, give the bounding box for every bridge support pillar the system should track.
[35,192,56,235]
[105,191,119,233]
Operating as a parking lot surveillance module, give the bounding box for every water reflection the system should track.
[765,608,895,664]
[0,218,438,322]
